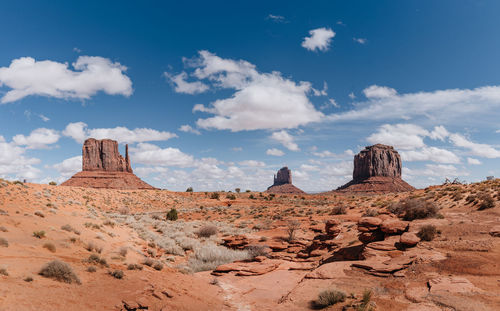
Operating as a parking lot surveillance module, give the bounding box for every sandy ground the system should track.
[0,179,499,310]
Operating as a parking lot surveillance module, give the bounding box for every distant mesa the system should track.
[336,144,414,194]
[266,166,305,194]
[61,138,155,190]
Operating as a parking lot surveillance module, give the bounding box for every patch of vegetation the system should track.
[226,193,236,200]
[166,208,178,221]
[478,193,495,210]
[85,241,103,253]
[417,224,437,241]
[196,225,218,238]
[127,263,143,270]
[0,267,8,276]
[186,187,193,192]
[86,266,97,273]
[33,230,46,239]
[313,289,346,309]
[86,254,108,267]
[108,269,124,279]
[210,192,220,200]
[0,237,8,247]
[330,206,346,215]
[286,220,301,242]
[389,198,438,220]
[362,208,379,217]
[39,260,81,284]
[183,243,251,273]
[43,242,56,253]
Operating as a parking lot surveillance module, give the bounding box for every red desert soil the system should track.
[1,178,499,310]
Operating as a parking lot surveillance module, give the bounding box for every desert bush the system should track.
[24,276,33,282]
[109,270,124,279]
[127,263,143,270]
[235,188,241,193]
[246,245,269,258]
[226,193,236,200]
[153,262,163,271]
[186,187,193,192]
[119,246,128,257]
[166,208,178,221]
[86,254,108,266]
[48,181,57,186]
[34,211,45,218]
[314,289,346,308]
[33,231,46,239]
[418,224,437,241]
[0,267,8,276]
[86,266,97,273]
[61,224,74,232]
[43,242,56,252]
[186,243,251,272]
[330,206,346,215]
[0,226,7,232]
[210,192,220,200]
[117,206,129,215]
[362,209,379,217]
[389,198,438,220]
[143,258,154,267]
[39,260,80,284]
[0,237,8,247]
[196,225,218,238]
[478,193,495,210]
[85,241,103,253]
[103,220,115,228]
[286,220,301,242]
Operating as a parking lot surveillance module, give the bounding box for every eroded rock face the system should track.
[353,144,401,180]
[336,144,414,193]
[82,138,132,173]
[273,167,292,186]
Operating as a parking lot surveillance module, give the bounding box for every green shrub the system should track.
[389,198,438,220]
[109,270,124,279]
[210,192,220,200]
[235,188,241,193]
[48,181,57,186]
[186,187,193,192]
[226,194,236,200]
[39,260,80,284]
[478,193,495,210]
[33,231,46,239]
[166,208,178,221]
[0,237,8,247]
[127,263,143,270]
[314,289,346,308]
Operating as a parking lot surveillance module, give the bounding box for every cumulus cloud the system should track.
[182,51,323,131]
[301,27,335,52]
[0,56,132,103]
[179,124,201,135]
[51,155,82,178]
[63,122,177,144]
[367,124,429,150]
[312,149,354,158]
[404,164,466,178]
[0,136,40,180]
[164,71,209,94]
[266,148,284,156]
[467,157,481,165]
[270,130,299,151]
[238,160,266,167]
[400,147,460,164]
[328,85,500,124]
[449,133,500,158]
[353,37,367,44]
[13,128,60,149]
[130,143,195,167]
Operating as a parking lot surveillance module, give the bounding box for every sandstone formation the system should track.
[61,138,155,190]
[337,144,415,193]
[266,167,305,194]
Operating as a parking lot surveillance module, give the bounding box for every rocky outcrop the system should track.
[337,144,414,193]
[61,138,155,190]
[266,167,305,194]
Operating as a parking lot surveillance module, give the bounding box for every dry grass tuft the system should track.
[39,260,80,284]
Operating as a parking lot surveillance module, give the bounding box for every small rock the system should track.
[400,232,420,246]
[489,225,500,237]
[380,219,409,234]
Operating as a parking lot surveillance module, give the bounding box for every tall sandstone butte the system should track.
[61,138,154,190]
[337,144,414,193]
[266,166,305,194]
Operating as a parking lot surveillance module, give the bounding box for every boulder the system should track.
[489,225,500,237]
[400,232,420,246]
[358,217,383,228]
[380,219,409,234]
[325,219,341,236]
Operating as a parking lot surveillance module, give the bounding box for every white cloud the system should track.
[270,130,299,151]
[266,148,284,156]
[39,114,50,122]
[0,136,40,180]
[184,51,323,131]
[0,56,132,103]
[363,85,397,99]
[348,92,356,99]
[353,38,367,44]
[232,147,243,152]
[367,124,429,150]
[328,85,500,123]
[63,122,177,144]
[404,164,465,178]
[300,164,320,171]
[267,14,286,23]
[165,71,209,94]
[301,27,335,52]
[13,128,60,149]
[130,143,195,167]
[238,160,266,167]
[449,133,500,158]
[179,124,201,135]
[400,147,460,164]
[313,149,354,158]
[429,125,450,141]
[467,157,481,165]
[51,155,82,178]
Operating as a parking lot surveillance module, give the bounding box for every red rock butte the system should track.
[266,166,306,194]
[336,144,415,194]
[61,138,155,190]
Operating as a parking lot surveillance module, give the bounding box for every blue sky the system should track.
[1,0,500,191]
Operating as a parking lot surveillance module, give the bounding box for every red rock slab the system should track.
[428,276,482,293]
[305,261,351,279]
[489,225,500,237]
[265,240,289,251]
[358,216,383,227]
[400,232,420,246]
[212,261,280,276]
[380,219,409,234]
